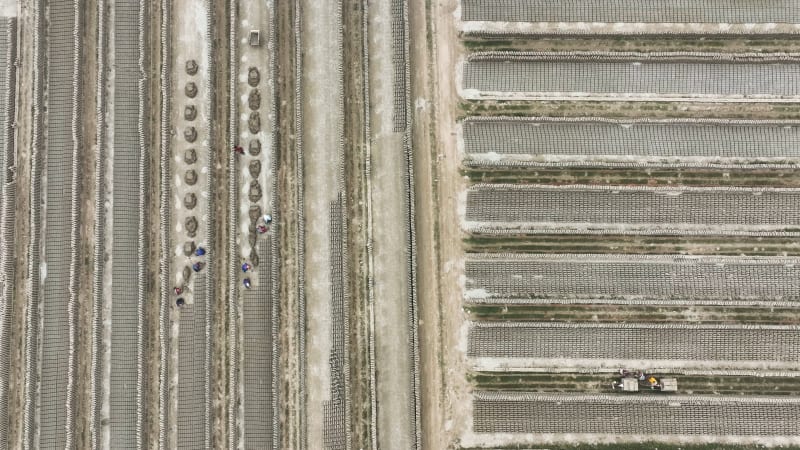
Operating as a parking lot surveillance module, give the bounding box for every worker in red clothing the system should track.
[233,145,244,155]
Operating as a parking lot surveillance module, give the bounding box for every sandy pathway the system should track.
[299,0,344,446]
[365,0,416,448]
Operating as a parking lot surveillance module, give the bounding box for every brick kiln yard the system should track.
[431,0,800,448]
[2,0,800,449]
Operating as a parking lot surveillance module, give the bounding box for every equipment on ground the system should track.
[249,30,260,46]
[612,368,677,393]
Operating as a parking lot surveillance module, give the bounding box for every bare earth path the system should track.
[367,0,415,448]
[299,0,345,447]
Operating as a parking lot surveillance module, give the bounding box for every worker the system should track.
[242,262,251,273]
[263,214,272,225]
[648,376,658,386]
[638,372,645,381]
[233,145,244,155]
[174,286,183,295]
[195,247,206,256]
[176,297,185,307]
[243,278,251,289]
[256,224,268,234]
[192,262,205,272]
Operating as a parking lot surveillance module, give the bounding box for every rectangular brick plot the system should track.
[465,254,800,301]
[465,184,800,235]
[460,117,800,166]
[460,0,800,24]
[461,53,800,101]
[467,322,800,363]
[473,392,800,436]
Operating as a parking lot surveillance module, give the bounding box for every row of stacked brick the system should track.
[459,0,800,24]
[390,0,407,131]
[322,195,350,450]
[465,254,800,302]
[156,0,171,444]
[473,392,800,435]
[0,17,16,449]
[25,0,86,447]
[23,0,45,442]
[242,235,278,448]
[461,51,800,101]
[460,116,800,168]
[225,0,241,446]
[465,184,800,235]
[240,1,280,446]
[468,322,800,365]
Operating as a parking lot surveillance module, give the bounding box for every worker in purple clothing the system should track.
[176,298,185,307]
[243,278,252,289]
[195,247,206,256]
[192,262,205,272]
[242,262,251,273]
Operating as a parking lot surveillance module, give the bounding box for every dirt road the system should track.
[410,0,472,447]
[298,0,346,447]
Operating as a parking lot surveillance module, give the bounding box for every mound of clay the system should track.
[248,159,261,178]
[248,67,260,87]
[249,204,262,222]
[185,81,198,98]
[184,127,197,143]
[185,216,198,237]
[248,230,257,247]
[183,241,196,256]
[248,139,261,156]
[184,169,198,186]
[248,112,261,134]
[248,88,260,111]
[184,192,197,209]
[182,265,192,283]
[184,105,196,121]
[249,180,262,202]
[184,148,197,164]
[249,248,259,267]
[185,59,198,75]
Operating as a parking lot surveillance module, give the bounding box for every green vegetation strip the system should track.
[465,235,800,256]
[465,304,800,325]
[468,372,800,397]
[464,168,800,187]
[458,100,800,121]
[463,37,800,54]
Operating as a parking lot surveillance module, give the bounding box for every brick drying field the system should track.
[451,0,800,447]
